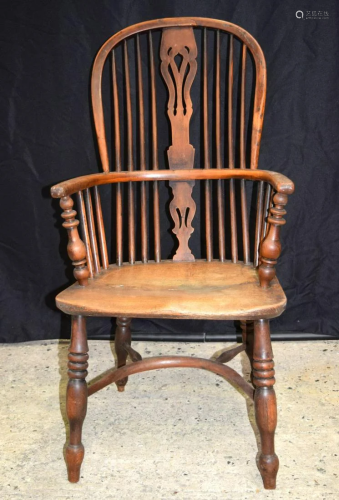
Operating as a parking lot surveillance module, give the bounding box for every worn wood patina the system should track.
[51,17,294,489]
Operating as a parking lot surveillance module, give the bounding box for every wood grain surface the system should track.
[56,260,286,319]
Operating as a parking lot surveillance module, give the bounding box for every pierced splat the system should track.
[170,180,196,261]
[160,27,197,261]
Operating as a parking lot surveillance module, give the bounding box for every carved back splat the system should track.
[160,27,197,261]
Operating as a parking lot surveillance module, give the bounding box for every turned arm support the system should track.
[51,169,294,198]
[60,196,89,286]
[258,192,290,288]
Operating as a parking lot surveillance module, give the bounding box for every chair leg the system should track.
[253,319,279,490]
[65,315,88,483]
[240,320,254,369]
[114,317,132,392]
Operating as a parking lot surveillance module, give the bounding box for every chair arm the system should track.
[50,169,294,198]
[51,168,294,288]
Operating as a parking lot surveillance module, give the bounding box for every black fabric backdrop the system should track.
[1,0,339,342]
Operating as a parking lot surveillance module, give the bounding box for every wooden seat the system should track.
[56,261,286,319]
[50,17,294,490]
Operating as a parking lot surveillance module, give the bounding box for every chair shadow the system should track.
[56,338,70,464]
[239,349,262,469]
[211,344,262,467]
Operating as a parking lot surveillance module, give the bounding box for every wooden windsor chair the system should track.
[51,18,294,489]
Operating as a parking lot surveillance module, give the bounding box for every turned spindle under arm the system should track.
[258,192,289,288]
[60,196,89,286]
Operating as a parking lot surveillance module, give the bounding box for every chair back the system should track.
[87,18,269,266]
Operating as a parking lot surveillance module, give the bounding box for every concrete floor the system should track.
[0,339,338,500]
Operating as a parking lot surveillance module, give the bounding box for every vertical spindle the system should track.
[203,28,212,262]
[254,181,265,268]
[77,191,94,278]
[215,30,225,261]
[84,188,100,274]
[240,176,250,264]
[261,184,272,242]
[149,31,161,262]
[124,40,135,264]
[93,186,109,269]
[228,34,238,262]
[240,44,250,264]
[137,35,148,263]
[112,50,123,266]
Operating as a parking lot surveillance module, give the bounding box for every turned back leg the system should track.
[253,319,279,489]
[114,317,132,392]
[240,320,254,369]
[66,315,88,483]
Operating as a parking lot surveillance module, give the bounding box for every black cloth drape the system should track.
[1,0,339,342]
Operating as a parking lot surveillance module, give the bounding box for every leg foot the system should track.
[66,443,85,483]
[114,317,132,391]
[253,319,279,489]
[257,450,279,489]
[65,316,88,483]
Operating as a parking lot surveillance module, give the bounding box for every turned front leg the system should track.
[253,319,279,489]
[66,316,88,483]
[114,317,132,392]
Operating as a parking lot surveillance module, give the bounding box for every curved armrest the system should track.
[51,169,294,198]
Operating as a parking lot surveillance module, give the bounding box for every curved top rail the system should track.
[91,17,267,173]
